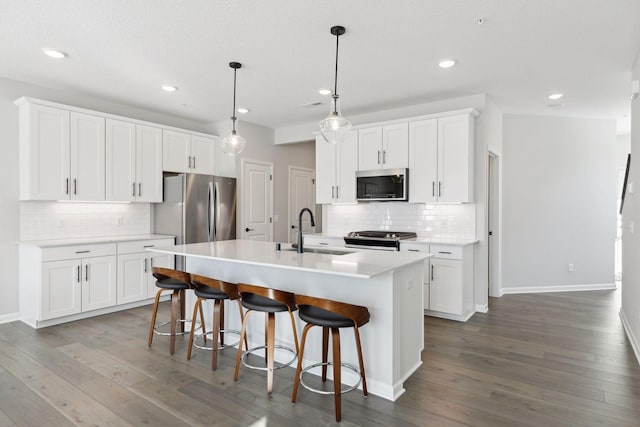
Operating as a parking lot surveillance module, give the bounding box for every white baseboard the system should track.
[500,283,616,295]
[0,312,20,325]
[620,309,640,366]
[475,304,488,313]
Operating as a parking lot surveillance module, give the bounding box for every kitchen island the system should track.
[148,239,429,401]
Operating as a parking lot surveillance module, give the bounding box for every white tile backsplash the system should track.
[324,202,476,240]
[20,201,151,241]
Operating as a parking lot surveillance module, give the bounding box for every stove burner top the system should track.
[344,230,417,251]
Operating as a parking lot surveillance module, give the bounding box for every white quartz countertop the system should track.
[19,234,175,248]
[305,233,478,246]
[148,240,430,279]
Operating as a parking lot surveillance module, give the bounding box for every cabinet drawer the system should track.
[430,244,462,260]
[117,238,175,255]
[42,243,116,262]
[304,236,345,248]
[400,242,429,253]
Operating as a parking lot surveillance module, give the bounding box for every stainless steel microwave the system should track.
[356,168,408,202]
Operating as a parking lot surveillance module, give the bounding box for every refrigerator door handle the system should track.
[207,181,214,242]
[213,181,219,241]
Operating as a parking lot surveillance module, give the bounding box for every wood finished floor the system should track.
[0,290,639,426]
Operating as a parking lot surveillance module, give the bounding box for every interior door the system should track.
[289,166,316,243]
[242,159,273,242]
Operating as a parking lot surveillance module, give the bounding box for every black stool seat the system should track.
[298,305,355,328]
[241,293,292,313]
[155,277,191,290]
[194,285,229,299]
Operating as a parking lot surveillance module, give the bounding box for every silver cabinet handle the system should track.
[407,249,420,252]
[138,183,141,197]
[143,258,147,273]
[383,150,386,164]
[432,182,435,197]
[192,156,196,169]
[331,185,335,198]
[77,265,81,283]
[438,181,442,197]
[438,251,452,255]
[66,178,70,195]
[143,245,154,248]
[336,186,339,199]
[431,264,434,281]
[377,150,381,164]
[85,264,88,281]
[75,250,90,254]
[132,182,136,197]
[188,156,192,168]
[319,242,329,245]
[73,178,77,195]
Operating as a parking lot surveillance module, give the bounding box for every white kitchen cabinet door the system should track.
[336,130,358,203]
[162,129,190,173]
[147,253,175,298]
[382,123,408,169]
[409,119,438,203]
[70,112,105,201]
[41,259,81,320]
[82,255,117,312]
[358,127,383,171]
[437,114,473,203]
[190,135,216,175]
[136,125,163,202]
[23,104,70,200]
[429,258,463,315]
[117,253,148,304]
[106,119,136,201]
[315,135,337,204]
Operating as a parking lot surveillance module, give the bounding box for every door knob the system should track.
[245,227,254,232]
[291,225,297,229]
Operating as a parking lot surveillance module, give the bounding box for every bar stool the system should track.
[291,294,370,422]
[233,283,299,394]
[147,267,194,355]
[187,274,248,370]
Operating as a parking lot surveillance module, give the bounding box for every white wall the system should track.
[616,134,631,168]
[207,120,317,243]
[502,115,617,291]
[620,58,640,361]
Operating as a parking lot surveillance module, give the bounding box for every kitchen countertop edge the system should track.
[19,234,176,248]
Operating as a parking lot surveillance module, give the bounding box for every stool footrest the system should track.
[299,362,362,395]
[153,319,197,337]
[241,345,297,371]
[193,329,242,351]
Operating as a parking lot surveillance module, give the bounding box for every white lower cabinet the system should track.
[429,258,463,314]
[117,238,175,304]
[400,243,430,310]
[39,244,117,321]
[19,237,175,328]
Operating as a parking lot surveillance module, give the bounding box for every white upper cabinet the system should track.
[358,123,408,171]
[409,114,474,203]
[136,125,163,202]
[315,131,358,204]
[162,130,217,175]
[105,121,162,202]
[70,112,105,201]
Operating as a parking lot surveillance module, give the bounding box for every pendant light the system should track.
[319,25,351,144]
[221,62,247,156]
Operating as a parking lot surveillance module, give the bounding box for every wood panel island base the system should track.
[148,240,429,401]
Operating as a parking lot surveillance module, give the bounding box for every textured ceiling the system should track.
[1,0,639,132]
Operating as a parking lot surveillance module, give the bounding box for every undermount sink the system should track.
[283,246,354,256]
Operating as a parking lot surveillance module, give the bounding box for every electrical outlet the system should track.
[568,263,574,272]
[116,216,123,226]
[273,214,279,222]
[628,182,634,194]
[56,219,64,228]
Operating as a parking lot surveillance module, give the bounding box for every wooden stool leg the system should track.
[170,290,179,354]
[147,289,163,347]
[199,299,206,343]
[234,310,252,381]
[187,297,202,360]
[353,326,368,396]
[237,300,249,350]
[321,326,329,381]
[179,289,186,333]
[212,300,221,370]
[266,312,276,394]
[331,327,342,422]
[292,323,313,403]
[219,300,225,346]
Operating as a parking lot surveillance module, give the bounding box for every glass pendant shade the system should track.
[221,129,247,156]
[319,96,351,144]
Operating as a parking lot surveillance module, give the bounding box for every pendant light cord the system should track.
[332,31,340,114]
[231,67,238,133]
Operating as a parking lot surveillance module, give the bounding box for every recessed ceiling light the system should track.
[237,107,250,114]
[318,89,332,96]
[438,59,456,69]
[161,85,178,92]
[548,93,564,100]
[41,48,67,59]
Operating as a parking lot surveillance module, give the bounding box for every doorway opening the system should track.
[488,151,500,298]
[288,166,316,244]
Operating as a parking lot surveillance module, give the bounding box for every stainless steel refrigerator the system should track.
[153,173,237,270]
